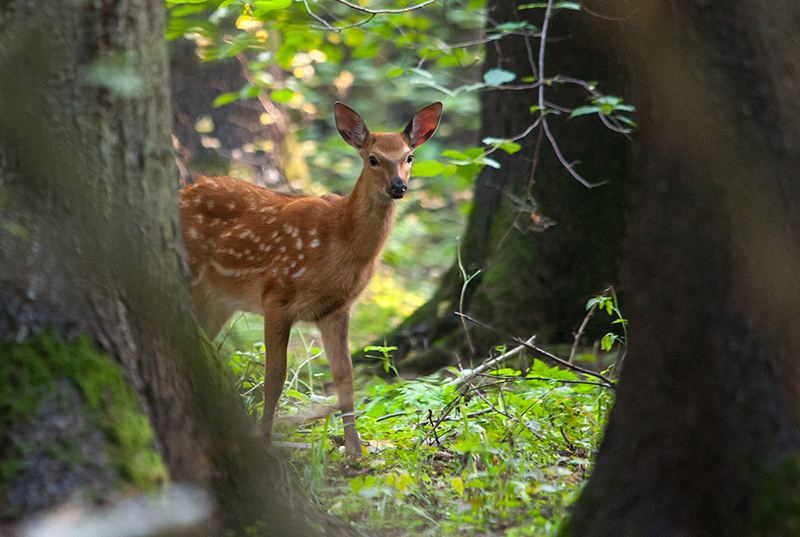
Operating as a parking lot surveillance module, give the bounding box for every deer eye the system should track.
[407,154,413,163]
[369,156,378,166]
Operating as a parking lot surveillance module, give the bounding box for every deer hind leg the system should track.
[261,308,292,444]
[318,309,362,458]
[190,286,234,341]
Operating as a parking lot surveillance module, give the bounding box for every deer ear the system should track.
[404,102,443,149]
[334,102,371,149]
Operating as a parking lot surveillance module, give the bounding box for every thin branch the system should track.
[481,118,541,158]
[477,373,610,388]
[454,312,616,389]
[331,0,436,14]
[569,293,602,364]
[454,335,537,388]
[536,0,607,188]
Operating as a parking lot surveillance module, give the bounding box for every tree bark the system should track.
[0,1,360,535]
[566,1,800,535]
[388,0,631,373]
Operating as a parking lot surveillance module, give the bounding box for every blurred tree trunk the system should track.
[170,40,289,187]
[566,1,800,535]
[389,0,631,373]
[0,1,357,535]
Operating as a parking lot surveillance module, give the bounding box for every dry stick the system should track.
[454,312,616,389]
[568,299,599,364]
[475,373,610,388]
[455,335,537,388]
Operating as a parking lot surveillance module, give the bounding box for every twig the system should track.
[234,53,289,135]
[569,291,604,364]
[454,312,616,389]
[481,118,542,158]
[331,0,436,14]
[454,335,537,388]
[304,0,377,32]
[376,411,408,422]
[536,0,606,188]
[475,373,609,388]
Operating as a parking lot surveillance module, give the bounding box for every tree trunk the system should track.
[0,1,359,535]
[566,1,800,535]
[389,0,631,373]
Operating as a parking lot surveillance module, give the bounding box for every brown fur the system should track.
[179,102,442,456]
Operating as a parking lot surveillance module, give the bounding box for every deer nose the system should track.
[388,177,407,199]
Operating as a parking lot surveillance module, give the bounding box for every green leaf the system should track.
[441,164,458,178]
[270,88,295,102]
[483,68,516,86]
[482,137,522,154]
[253,0,292,14]
[353,42,379,59]
[570,105,599,118]
[213,91,239,107]
[170,4,209,16]
[442,150,468,160]
[499,142,521,154]
[387,67,404,78]
[321,44,343,63]
[343,28,365,47]
[601,333,618,351]
[412,161,445,177]
[492,21,539,33]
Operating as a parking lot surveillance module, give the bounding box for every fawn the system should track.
[180,102,443,456]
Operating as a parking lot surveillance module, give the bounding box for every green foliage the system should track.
[226,337,612,535]
[0,330,167,511]
[585,289,627,357]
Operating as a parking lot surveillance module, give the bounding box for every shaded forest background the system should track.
[2,0,800,535]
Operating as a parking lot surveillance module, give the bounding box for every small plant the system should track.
[364,345,399,376]
[585,288,627,366]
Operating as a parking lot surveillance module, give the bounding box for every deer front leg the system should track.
[261,311,292,445]
[318,309,362,458]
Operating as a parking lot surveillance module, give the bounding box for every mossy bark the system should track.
[384,0,631,373]
[0,1,360,535]
[0,332,166,518]
[565,1,800,535]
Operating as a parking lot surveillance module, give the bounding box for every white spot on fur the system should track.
[310,239,320,248]
[296,239,303,249]
[292,267,306,278]
[228,202,236,210]
[194,214,204,224]
[206,200,214,209]
[309,229,317,236]
[188,227,198,239]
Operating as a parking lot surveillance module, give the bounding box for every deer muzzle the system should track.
[388,177,407,199]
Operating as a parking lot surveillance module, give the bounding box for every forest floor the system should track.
[223,315,614,536]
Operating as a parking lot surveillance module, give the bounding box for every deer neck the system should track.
[338,174,397,265]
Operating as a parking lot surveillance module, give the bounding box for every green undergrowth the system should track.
[226,333,613,536]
